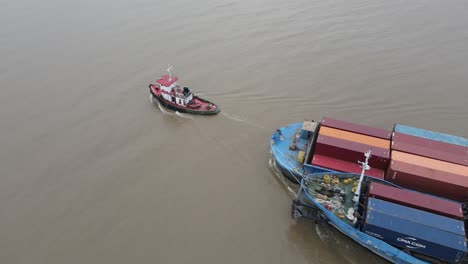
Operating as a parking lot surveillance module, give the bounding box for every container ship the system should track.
[269,117,467,264]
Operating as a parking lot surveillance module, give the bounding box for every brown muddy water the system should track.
[1,0,467,263]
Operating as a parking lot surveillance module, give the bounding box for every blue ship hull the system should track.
[269,122,453,264]
[270,123,342,184]
[292,180,429,264]
[269,123,307,183]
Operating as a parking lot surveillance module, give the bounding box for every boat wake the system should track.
[175,111,194,120]
[157,102,172,115]
[221,112,246,122]
[268,156,299,197]
[315,223,381,264]
[315,223,329,242]
[155,100,194,120]
[221,112,265,130]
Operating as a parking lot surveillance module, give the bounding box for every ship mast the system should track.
[352,149,372,206]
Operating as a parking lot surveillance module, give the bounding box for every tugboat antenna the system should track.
[167,65,174,80]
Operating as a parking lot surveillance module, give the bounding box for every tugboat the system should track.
[149,66,220,115]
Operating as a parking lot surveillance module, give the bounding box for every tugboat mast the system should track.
[167,65,174,81]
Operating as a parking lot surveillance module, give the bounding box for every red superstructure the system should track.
[156,75,178,87]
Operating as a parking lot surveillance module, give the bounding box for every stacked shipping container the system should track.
[314,135,389,169]
[386,124,468,202]
[361,124,468,263]
[363,197,467,263]
[367,181,464,220]
[392,132,468,166]
[311,154,385,179]
[304,120,468,262]
[394,124,468,147]
[308,117,391,179]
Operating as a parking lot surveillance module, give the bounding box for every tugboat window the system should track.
[183,87,190,96]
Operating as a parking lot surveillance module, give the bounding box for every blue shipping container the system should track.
[394,124,468,147]
[363,198,467,263]
[367,198,465,236]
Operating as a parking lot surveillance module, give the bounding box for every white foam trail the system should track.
[175,111,193,120]
[157,102,172,115]
[316,224,328,241]
[156,101,192,119]
[268,157,298,197]
[221,112,246,122]
[221,112,265,129]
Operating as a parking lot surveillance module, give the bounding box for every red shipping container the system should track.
[311,154,385,179]
[392,132,468,166]
[391,150,468,176]
[314,135,389,170]
[386,160,468,202]
[367,181,464,220]
[321,117,391,139]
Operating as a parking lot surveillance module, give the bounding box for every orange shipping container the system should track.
[391,150,468,176]
[319,126,390,149]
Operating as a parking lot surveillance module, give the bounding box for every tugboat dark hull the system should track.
[149,86,220,115]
